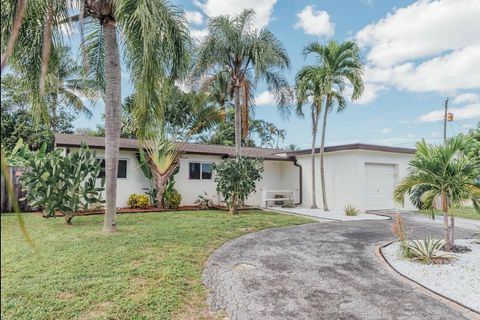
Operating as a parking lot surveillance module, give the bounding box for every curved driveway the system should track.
[203,213,476,320]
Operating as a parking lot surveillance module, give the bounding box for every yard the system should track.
[1,210,313,320]
[419,207,480,221]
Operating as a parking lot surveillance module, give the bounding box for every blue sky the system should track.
[73,0,480,149]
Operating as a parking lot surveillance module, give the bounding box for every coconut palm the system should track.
[301,40,364,211]
[192,9,292,156]
[2,0,190,232]
[394,137,480,251]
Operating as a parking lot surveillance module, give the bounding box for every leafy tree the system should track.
[1,74,78,151]
[394,137,480,251]
[214,157,264,214]
[2,0,191,233]
[296,40,364,210]
[193,9,292,156]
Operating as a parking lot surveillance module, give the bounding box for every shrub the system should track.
[214,157,264,215]
[128,194,150,208]
[164,189,181,209]
[344,204,360,216]
[20,144,105,224]
[195,192,213,209]
[406,237,457,264]
[282,198,295,208]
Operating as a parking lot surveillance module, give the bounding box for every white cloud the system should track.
[294,5,334,38]
[356,0,480,67]
[453,93,480,104]
[255,91,275,106]
[380,128,392,134]
[190,28,209,41]
[193,0,277,29]
[418,103,480,122]
[185,10,204,25]
[350,83,387,105]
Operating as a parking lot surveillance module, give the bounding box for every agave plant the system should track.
[407,237,457,264]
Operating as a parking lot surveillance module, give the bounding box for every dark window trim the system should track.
[188,161,214,180]
[96,158,128,179]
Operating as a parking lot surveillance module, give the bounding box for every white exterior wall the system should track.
[65,148,151,208]
[296,150,416,212]
[62,147,299,208]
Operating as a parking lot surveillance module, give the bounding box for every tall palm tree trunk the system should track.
[442,191,451,251]
[319,101,330,211]
[310,110,318,209]
[102,21,121,233]
[241,80,250,141]
[234,81,242,156]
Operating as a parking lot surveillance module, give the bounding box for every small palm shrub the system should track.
[407,237,457,264]
[164,189,181,209]
[344,204,360,216]
[128,194,150,209]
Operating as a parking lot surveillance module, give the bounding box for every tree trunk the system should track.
[1,0,27,71]
[102,21,121,233]
[234,82,242,156]
[241,80,250,141]
[319,99,330,211]
[442,191,451,251]
[230,193,238,215]
[450,214,455,248]
[310,109,318,209]
[64,213,74,225]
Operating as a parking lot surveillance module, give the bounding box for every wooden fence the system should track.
[1,166,34,213]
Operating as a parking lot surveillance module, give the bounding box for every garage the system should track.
[365,163,397,210]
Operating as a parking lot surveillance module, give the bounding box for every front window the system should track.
[97,159,128,179]
[189,162,213,180]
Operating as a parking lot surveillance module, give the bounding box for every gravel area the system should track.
[271,207,390,221]
[383,239,480,312]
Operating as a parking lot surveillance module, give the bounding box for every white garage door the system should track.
[365,163,396,210]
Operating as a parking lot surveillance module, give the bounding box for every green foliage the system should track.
[344,204,360,216]
[127,194,150,209]
[406,237,457,264]
[282,198,296,208]
[164,189,182,209]
[214,157,264,214]
[19,144,105,224]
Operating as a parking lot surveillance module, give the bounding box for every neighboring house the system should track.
[54,134,416,211]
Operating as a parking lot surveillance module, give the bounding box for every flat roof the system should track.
[291,143,416,155]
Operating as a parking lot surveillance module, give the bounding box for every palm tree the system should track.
[394,137,480,251]
[295,72,324,208]
[301,40,364,211]
[192,9,292,156]
[2,0,190,233]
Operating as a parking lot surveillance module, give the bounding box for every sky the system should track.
[73,0,480,149]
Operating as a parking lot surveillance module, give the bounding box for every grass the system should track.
[1,210,314,320]
[419,207,480,221]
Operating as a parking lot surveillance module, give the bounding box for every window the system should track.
[189,162,213,180]
[97,159,128,179]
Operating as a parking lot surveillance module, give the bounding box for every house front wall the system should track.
[60,147,299,208]
[296,150,416,212]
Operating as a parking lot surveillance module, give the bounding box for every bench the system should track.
[261,189,297,208]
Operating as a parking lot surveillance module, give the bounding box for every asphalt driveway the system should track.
[203,212,477,320]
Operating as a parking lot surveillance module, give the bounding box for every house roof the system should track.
[290,143,416,155]
[54,134,416,160]
[54,133,291,160]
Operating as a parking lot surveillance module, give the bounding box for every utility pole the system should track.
[443,97,449,143]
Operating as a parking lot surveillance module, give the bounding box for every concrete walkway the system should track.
[271,207,390,221]
[203,212,477,320]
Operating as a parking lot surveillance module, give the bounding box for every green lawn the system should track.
[1,210,314,320]
[419,207,480,220]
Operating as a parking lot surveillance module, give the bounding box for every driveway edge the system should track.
[375,242,480,320]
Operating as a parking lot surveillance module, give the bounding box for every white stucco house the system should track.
[54,133,417,212]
